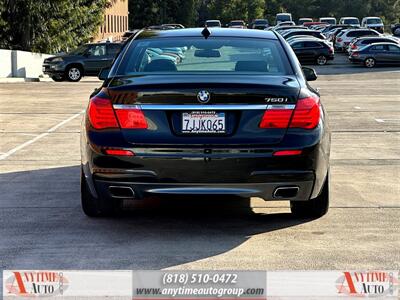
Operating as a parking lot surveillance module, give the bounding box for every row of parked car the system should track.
[270,21,400,68]
[205,15,388,33]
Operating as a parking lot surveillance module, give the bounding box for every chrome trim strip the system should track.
[113,104,295,111]
[267,104,296,110]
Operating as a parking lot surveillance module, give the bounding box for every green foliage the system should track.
[0,0,108,53]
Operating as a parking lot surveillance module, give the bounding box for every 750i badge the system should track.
[265,97,289,103]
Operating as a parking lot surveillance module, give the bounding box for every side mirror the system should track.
[302,67,318,81]
[98,67,111,80]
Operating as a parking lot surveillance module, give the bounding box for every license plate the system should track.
[182,111,225,134]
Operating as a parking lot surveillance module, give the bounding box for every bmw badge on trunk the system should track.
[197,90,211,103]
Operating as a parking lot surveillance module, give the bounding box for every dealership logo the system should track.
[197,90,211,103]
[5,271,69,297]
[336,271,397,297]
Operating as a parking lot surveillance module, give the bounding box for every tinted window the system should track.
[277,15,291,22]
[255,20,268,25]
[108,44,121,56]
[230,21,245,26]
[304,42,321,48]
[366,18,382,24]
[69,45,88,55]
[88,45,106,56]
[343,19,359,25]
[388,45,400,52]
[371,45,387,51]
[206,21,220,27]
[117,38,292,75]
[291,42,304,49]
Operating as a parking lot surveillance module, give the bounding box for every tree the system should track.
[0,0,109,53]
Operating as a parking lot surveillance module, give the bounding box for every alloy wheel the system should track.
[365,58,375,68]
[317,55,327,65]
[68,68,81,81]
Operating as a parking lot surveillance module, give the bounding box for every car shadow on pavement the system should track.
[0,166,314,270]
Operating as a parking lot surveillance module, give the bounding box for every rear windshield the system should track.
[255,20,268,25]
[116,37,292,76]
[206,21,220,27]
[277,15,291,22]
[343,19,359,25]
[366,18,382,24]
[230,21,245,26]
[322,19,336,25]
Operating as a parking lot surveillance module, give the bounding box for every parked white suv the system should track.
[335,28,380,50]
[361,17,384,33]
[339,17,360,26]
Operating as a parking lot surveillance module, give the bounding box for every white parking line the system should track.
[375,118,400,123]
[0,110,85,161]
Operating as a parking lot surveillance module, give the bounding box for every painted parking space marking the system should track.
[0,110,85,161]
[375,118,400,123]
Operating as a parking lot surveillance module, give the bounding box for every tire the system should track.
[290,173,329,219]
[364,58,376,68]
[66,65,83,82]
[316,55,328,65]
[81,168,121,217]
[51,75,65,82]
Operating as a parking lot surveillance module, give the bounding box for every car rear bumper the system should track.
[92,172,315,201]
[82,142,328,201]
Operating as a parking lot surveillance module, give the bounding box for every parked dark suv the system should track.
[43,42,122,82]
[289,38,335,65]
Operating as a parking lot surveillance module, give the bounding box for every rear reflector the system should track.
[115,108,148,129]
[273,150,302,156]
[289,95,320,129]
[104,149,135,156]
[259,109,293,129]
[88,96,119,129]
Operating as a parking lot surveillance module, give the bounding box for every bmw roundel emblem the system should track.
[197,90,210,103]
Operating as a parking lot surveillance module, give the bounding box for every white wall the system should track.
[0,49,12,77]
[0,49,52,78]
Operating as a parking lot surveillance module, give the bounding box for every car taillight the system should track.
[259,95,320,130]
[337,38,342,42]
[88,96,148,130]
[114,108,148,129]
[290,95,321,129]
[259,108,293,129]
[88,96,119,129]
[352,52,359,57]
[351,44,357,49]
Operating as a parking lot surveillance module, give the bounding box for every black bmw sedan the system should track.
[81,28,331,218]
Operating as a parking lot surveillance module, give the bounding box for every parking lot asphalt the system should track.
[0,54,399,273]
